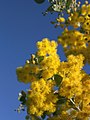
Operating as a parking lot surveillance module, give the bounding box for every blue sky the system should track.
[0,0,90,120]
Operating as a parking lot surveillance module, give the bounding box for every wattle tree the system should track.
[16,0,90,120]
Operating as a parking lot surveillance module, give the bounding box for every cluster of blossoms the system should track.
[58,29,90,63]
[27,78,58,116]
[57,2,90,64]
[52,1,90,29]
[67,2,90,30]
[58,54,84,99]
[16,0,90,120]
[16,39,90,119]
[37,39,60,79]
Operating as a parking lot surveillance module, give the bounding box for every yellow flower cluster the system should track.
[68,12,84,28]
[37,38,60,79]
[16,38,60,83]
[27,78,58,116]
[81,4,90,32]
[58,29,90,64]
[81,74,90,116]
[16,36,90,119]
[40,54,60,79]
[67,3,90,31]
[47,113,72,120]
[16,63,39,83]
[37,38,58,56]
[58,29,86,50]
[58,54,84,98]
[76,79,90,120]
[16,2,90,120]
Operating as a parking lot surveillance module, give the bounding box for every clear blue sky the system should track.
[0,0,90,120]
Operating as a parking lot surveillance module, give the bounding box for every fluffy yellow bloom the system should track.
[80,4,90,33]
[47,111,72,120]
[58,54,84,98]
[82,74,90,109]
[67,11,85,28]
[57,17,65,22]
[27,78,58,116]
[78,16,85,23]
[65,4,90,30]
[58,29,90,64]
[37,38,58,56]
[82,19,90,31]
[58,30,85,48]
[40,54,60,79]
[81,4,87,15]
[76,110,90,120]
[16,63,39,83]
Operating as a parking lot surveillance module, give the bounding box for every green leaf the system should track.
[50,21,56,24]
[36,70,43,79]
[18,91,26,105]
[33,116,41,120]
[41,112,47,119]
[47,5,54,12]
[37,56,44,63]
[54,74,62,86]
[65,19,69,25]
[41,111,49,119]
[53,109,60,116]
[25,115,30,120]
[66,0,72,9]
[57,96,67,104]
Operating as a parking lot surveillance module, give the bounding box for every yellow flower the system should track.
[57,17,65,22]
[58,54,84,98]
[37,38,58,56]
[81,4,87,15]
[27,78,58,116]
[78,16,85,22]
[82,19,90,31]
